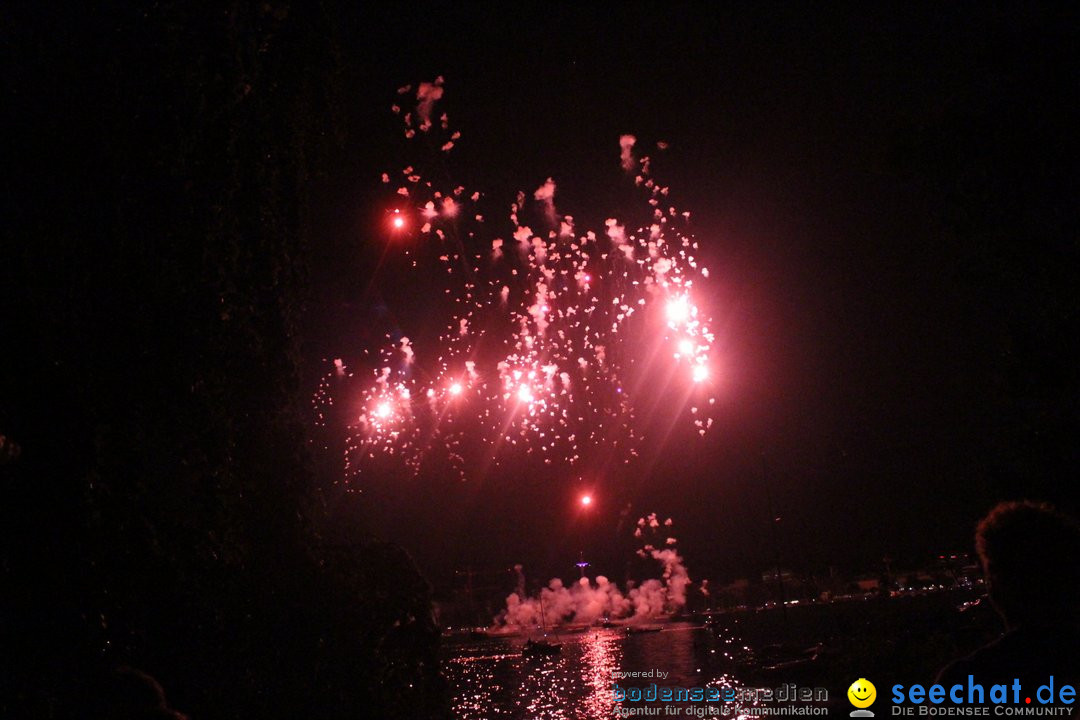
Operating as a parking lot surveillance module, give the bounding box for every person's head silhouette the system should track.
[92,666,188,720]
[976,501,1080,629]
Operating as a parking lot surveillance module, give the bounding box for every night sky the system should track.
[3,7,1078,718]
[7,4,1079,592]
[301,4,1079,589]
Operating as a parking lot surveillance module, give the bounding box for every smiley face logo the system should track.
[848,678,877,709]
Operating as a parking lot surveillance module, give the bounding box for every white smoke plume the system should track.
[416,76,445,131]
[497,513,690,628]
[619,134,637,171]
[533,177,558,226]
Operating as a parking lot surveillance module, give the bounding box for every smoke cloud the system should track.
[497,513,690,628]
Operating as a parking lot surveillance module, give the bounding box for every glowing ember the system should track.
[374,401,392,419]
[581,494,592,506]
[448,382,463,396]
[692,364,709,383]
[516,385,534,404]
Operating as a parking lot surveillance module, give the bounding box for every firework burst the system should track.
[315,79,719,483]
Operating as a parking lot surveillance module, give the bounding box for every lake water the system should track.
[443,593,985,718]
[444,623,768,719]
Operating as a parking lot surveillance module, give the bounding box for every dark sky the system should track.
[302,4,1080,588]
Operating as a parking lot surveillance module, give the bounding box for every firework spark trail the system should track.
[313,79,719,482]
[498,514,690,628]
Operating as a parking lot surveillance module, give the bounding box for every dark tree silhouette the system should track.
[1,3,448,718]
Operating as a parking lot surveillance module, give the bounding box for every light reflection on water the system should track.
[580,629,621,718]
[444,624,756,719]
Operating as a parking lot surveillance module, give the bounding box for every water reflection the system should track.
[580,631,621,717]
[444,624,751,719]
[521,657,570,719]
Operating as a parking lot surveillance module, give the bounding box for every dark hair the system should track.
[976,501,1080,626]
